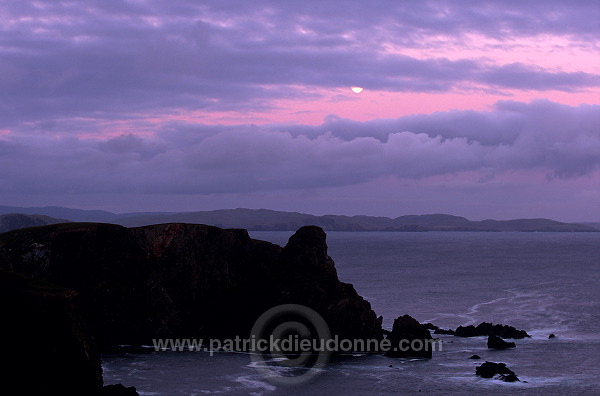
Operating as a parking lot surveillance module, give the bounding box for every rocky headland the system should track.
[0,221,536,393]
[0,223,382,394]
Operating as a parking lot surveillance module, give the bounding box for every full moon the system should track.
[351,86,364,93]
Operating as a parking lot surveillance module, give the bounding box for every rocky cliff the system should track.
[0,268,103,395]
[0,223,382,349]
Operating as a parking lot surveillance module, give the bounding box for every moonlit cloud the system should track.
[0,0,598,126]
[0,1,598,220]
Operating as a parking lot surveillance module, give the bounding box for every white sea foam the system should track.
[466,297,509,320]
[234,375,276,394]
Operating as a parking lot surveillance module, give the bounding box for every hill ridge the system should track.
[1,206,597,232]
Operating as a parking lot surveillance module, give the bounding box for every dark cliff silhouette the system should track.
[0,223,382,394]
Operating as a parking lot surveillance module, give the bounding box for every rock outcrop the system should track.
[0,223,384,392]
[101,384,141,395]
[422,321,529,339]
[423,322,455,335]
[476,361,519,382]
[0,268,102,396]
[454,322,529,339]
[384,314,433,358]
[0,223,382,348]
[487,335,516,349]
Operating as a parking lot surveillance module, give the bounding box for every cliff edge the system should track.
[0,223,382,348]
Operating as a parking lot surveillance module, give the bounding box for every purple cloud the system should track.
[0,0,598,127]
[1,100,598,197]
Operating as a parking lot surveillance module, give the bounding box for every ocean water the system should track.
[103,232,600,395]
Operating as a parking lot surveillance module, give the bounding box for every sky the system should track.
[1,0,599,221]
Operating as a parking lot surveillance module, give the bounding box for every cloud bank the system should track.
[1,101,598,197]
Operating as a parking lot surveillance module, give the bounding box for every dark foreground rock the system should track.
[384,315,433,358]
[101,384,140,395]
[476,361,519,382]
[0,223,382,346]
[0,268,102,396]
[500,373,520,382]
[488,335,516,349]
[455,322,529,338]
[0,223,384,392]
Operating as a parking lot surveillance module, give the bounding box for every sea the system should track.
[103,231,600,395]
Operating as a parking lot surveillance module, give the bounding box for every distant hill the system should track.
[0,206,119,222]
[0,206,596,232]
[578,222,600,231]
[0,205,174,223]
[0,213,70,233]
[115,209,597,232]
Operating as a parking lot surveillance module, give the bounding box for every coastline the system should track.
[2,226,599,394]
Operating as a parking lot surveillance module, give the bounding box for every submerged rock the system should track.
[469,354,481,359]
[549,333,556,339]
[487,335,516,349]
[384,315,433,358]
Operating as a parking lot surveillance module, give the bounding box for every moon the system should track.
[351,86,364,93]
